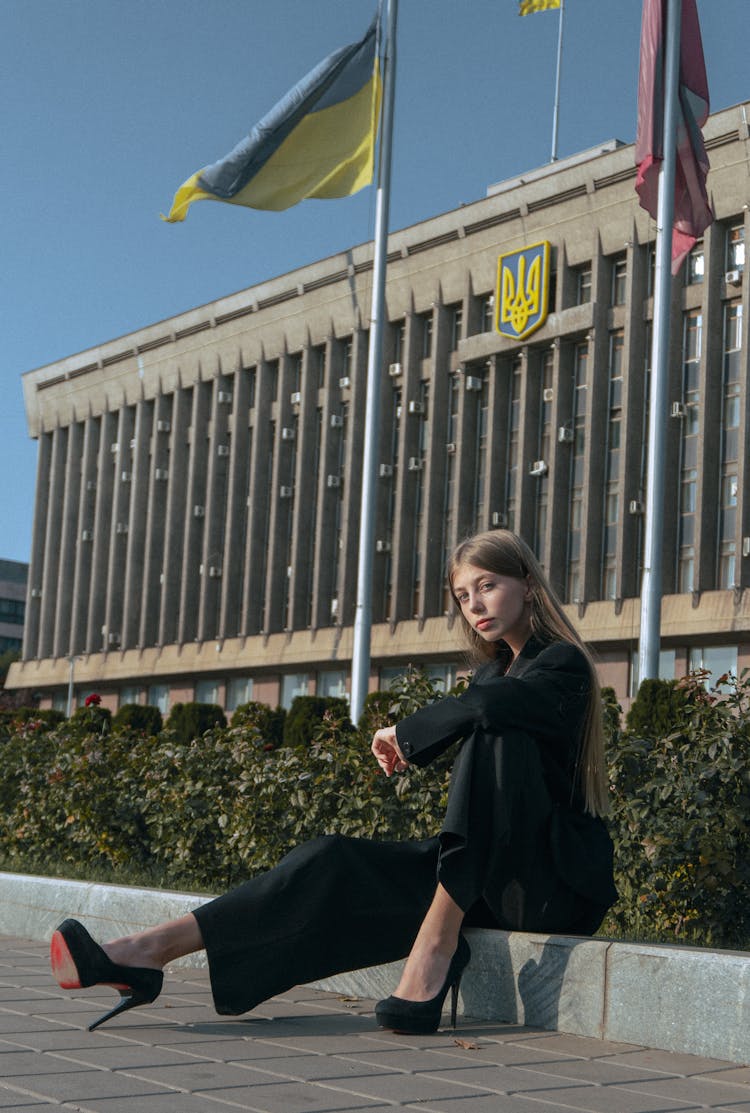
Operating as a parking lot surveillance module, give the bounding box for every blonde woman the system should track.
[51,530,616,1036]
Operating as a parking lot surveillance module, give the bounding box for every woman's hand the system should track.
[371,726,410,777]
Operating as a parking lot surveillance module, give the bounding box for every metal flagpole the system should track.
[638,0,682,682]
[550,0,565,161]
[350,0,398,724]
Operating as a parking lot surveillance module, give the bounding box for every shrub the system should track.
[166,702,226,743]
[112,703,163,736]
[230,701,286,748]
[604,670,750,947]
[282,696,351,748]
[625,677,691,738]
[69,704,112,733]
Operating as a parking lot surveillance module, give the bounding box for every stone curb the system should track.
[2,871,747,1065]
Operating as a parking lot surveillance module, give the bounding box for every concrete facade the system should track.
[8,101,750,711]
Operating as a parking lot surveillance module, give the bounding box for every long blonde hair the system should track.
[448,529,608,817]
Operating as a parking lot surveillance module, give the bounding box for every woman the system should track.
[50,529,617,1035]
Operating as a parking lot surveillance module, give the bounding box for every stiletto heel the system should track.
[375,935,470,1035]
[50,918,163,1032]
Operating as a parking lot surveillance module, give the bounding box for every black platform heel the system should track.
[375,934,471,1035]
[50,918,163,1032]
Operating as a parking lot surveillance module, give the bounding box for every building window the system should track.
[196,678,220,705]
[629,649,676,697]
[448,303,463,350]
[148,683,169,714]
[411,381,430,615]
[281,673,311,709]
[317,669,348,700]
[726,223,745,273]
[119,685,141,707]
[685,243,704,285]
[419,312,433,360]
[393,319,406,365]
[611,254,627,306]
[505,358,522,531]
[479,293,495,333]
[575,265,592,305]
[441,373,461,612]
[226,675,253,711]
[424,664,456,692]
[688,645,738,685]
[472,367,490,533]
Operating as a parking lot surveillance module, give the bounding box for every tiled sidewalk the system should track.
[0,934,748,1113]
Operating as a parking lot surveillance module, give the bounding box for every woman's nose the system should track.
[469,594,484,612]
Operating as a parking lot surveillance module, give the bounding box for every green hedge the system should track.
[1,668,749,947]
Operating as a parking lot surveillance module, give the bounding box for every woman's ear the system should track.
[524,576,534,602]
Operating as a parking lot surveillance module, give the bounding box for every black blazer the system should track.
[395,636,618,912]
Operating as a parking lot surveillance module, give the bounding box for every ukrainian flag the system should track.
[519,0,560,13]
[164,15,381,222]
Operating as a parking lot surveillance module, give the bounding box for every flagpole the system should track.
[350,0,398,725]
[638,0,681,682]
[550,0,565,161]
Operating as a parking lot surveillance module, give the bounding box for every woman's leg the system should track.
[103,913,204,970]
[391,882,464,1001]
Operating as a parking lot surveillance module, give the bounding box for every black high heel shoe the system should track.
[375,934,471,1035]
[50,918,163,1032]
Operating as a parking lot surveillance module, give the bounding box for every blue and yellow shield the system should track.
[495,241,551,341]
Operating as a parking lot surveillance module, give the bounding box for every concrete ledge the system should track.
[1,871,748,1065]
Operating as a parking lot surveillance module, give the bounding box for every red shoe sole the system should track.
[50,929,130,993]
[50,930,82,990]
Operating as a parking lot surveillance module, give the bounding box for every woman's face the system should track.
[452,562,533,655]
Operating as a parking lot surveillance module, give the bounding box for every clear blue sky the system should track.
[2,0,746,563]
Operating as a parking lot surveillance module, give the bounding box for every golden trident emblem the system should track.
[496,241,551,341]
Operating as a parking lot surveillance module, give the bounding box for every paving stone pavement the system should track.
[0,934,748,1113]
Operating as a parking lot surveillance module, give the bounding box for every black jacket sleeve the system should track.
[395,641,590,768]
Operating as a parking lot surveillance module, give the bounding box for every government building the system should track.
[8,101,750,714]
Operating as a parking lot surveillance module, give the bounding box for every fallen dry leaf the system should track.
[453,1038,480,1050]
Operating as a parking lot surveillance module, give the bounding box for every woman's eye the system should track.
[480,581,494,593]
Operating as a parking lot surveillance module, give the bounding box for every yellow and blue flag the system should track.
[519,0,560,13]
[164,15,381,222]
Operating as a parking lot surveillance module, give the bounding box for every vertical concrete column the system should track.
[103,406,135,651]
[263,354,296,634]
[52,421,84,658]
[694,222,725,590]
[178,381,211,644]
[288,345,321,630]
[37,426,68,661]
[158,388,191,647]
[389,309,423,623]
[23,432,53,660]
[737,213,750,590]
[577,247,610,603]
[241,361,274,635]
[546,340,574,599]
[451,364,481,543]
[660,275,689,596]
[618,236,649,602]
[121,399,153,649]
[70,416,100,655]
[198,378,231,642]
[219,365,251,639]
[484,353,509,528]
[337,328,370,628]
[418,303,451,618]
[86,411,117,654]
[516,347,541,544]
[310,338,343,630]
[139,395,172,648]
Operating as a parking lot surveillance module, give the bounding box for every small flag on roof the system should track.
[164,14,381,222]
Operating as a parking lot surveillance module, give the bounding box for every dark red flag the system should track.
[635,0,713,275]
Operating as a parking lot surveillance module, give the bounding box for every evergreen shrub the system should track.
[282,696,351,748]
[166,702,226,743]
[112,703,163,736]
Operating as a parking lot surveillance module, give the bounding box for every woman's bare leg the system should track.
[392,883,464,1001]
[102,914,204,970]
